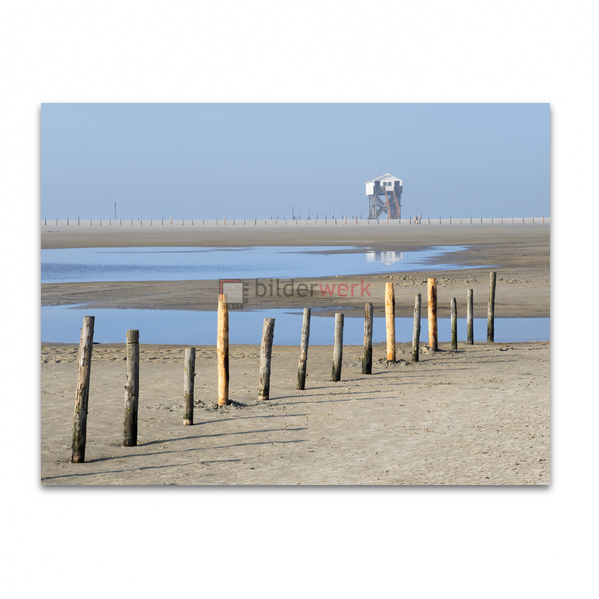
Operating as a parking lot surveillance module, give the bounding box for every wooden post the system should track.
[123,329,139,447]
[217,294,230,406]
[258,318,276,399]
[427,278,438,351]
[487,271,497,342]
[183,348,196,425]
[331,313,344,381]
[362,303,373,374]
[451,298,458,350]
[412,294,421,362]
[385,282,396,361]
[71,316,95,463]
[297,308,311,390]
[467,289,474,345]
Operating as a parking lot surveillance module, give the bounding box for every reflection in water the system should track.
[366,251,403,265]
[41,245,471,284]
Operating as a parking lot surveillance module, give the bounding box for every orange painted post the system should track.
[427,278,438,351]
[385,283,396,361]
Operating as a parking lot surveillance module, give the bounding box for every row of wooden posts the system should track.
[47,216,546,226]
[70,272,497,463]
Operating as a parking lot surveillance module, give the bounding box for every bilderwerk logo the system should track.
[219,280,249,309]
[220,278,372,309]
[255,278,372,298]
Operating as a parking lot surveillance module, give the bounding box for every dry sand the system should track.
[41,340,550,485]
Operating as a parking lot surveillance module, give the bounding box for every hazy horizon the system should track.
[41,103,550,221]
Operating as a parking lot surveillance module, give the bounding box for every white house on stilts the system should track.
[365,173,403,219]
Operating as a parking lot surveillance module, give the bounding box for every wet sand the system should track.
[41,223,550,318]
[41,340,550,485]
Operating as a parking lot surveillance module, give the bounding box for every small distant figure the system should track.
[414,216,419,224]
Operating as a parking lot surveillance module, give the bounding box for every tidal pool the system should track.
[41,245,475,284]
[41,305,549,345]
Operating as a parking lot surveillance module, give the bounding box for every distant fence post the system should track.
[258,318,275,400]
[467,289,474,345]
[217,294,230,406]
[362,303,373,374]
[427,278,438,351]
[451,298,458,350]
[487,272,497,342]
[385,282,396,361]
[412,294,421,362]
[183,348,196,425]
[297,308,311,390]
[331,313,344,381]
[71,316,95,463]
[123,329,140,447]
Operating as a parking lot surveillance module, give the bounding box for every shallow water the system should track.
[41,245,474,283]
[41,305,549,345]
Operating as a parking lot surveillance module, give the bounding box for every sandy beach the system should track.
[41,340,549,485]
[41,222,550,485]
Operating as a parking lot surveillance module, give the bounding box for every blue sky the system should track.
[41,103,549,220]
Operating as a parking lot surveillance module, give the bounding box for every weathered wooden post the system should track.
[71,316,95,463]
[467,289,474,345]
[487,271,497,342]
[123,329,140,447]
[331,313,344,382]
[412,294,421,362]
[427,278,438,351]
[217,294,230,406]
[183,348,196,425]
[451,298,458,350]
[258,318,275,400]
[362,303,373,374]
[297,308,311,390]
[385,282,396,361]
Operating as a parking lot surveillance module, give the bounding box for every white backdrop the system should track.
[2,1,596,597]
